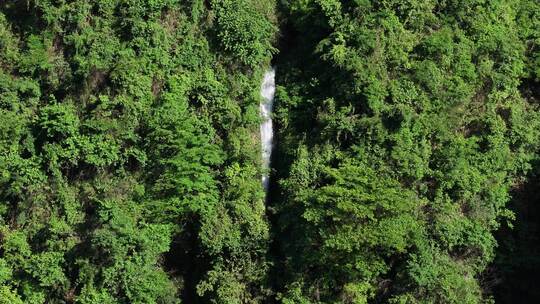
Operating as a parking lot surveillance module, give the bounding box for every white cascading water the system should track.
[260,68,275,193]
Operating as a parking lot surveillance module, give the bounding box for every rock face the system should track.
[260,68,275,193]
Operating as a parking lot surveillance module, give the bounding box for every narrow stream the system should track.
[260,68,276,193]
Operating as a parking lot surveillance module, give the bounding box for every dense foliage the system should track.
[1,0,539,303]
[0,1,276,303]
[271,0,540,303]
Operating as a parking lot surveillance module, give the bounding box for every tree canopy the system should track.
[271,0,540,303]
[0,0,539,303]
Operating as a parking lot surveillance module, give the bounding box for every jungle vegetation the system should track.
[0,0,538,303]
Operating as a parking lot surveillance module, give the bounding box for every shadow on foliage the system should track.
[492,162,540,303]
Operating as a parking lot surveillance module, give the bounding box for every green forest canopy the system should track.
[0,0,539,303]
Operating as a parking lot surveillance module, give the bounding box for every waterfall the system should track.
[260,68,275,193]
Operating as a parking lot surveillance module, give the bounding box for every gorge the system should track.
[0,1,538,303]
